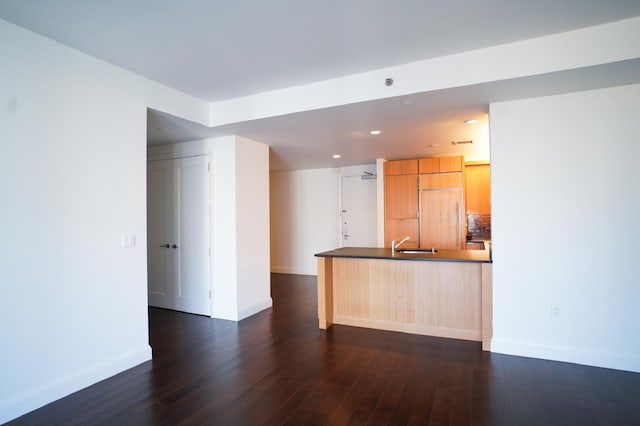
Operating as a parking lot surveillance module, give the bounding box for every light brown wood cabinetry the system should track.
[384,175,418,219]
[419,173,463,190]
[420,188,464,249]
[317,255,493,349]
[418,159,464,249]
[465,164,491,214]
[418,156,463,174]
[384,156,465,250]
[384,219,419,248]
[384,159,418,176]
[401,159,418,174]
[384,173,419,248]
[418,157,440,174]
[439,156,463,172]
[384,160,403,176]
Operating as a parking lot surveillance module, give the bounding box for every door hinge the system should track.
[208,162,211,172]
[208,247,211,256]
[208,289,211,299]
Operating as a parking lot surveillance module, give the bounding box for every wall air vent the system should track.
[451,140,473,145]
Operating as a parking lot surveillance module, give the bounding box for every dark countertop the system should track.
[315,246,492,263]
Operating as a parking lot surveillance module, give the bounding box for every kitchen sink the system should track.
[465,241,485,250]
[397,248,437,254]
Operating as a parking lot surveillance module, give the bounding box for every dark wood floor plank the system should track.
[8,273,640,426]
[366,354,416,425]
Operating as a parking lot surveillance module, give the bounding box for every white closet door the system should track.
[147,160,174,309]
[173,156,211,316]
[147,155,211,316]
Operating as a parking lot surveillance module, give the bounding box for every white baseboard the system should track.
[237,298,273,321]
[490,338,640,373]
[0,345,152,424]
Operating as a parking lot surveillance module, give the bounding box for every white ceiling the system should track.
[2,0,640,170]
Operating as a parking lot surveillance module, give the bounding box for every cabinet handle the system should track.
[455,202,460,249]
[172,244,178,249]
[159,244,170,248]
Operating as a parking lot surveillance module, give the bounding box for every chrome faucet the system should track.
[391,236,410,255]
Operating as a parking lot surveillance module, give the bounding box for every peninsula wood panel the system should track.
[330,258,482,341]
[481,263,493,351]
[317,257,333,329]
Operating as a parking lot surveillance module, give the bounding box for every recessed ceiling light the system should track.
[402,100,412,105]
[464,119,478,124]
[332,154,341,159]
[370,130,382,135]
[427,144,439,147]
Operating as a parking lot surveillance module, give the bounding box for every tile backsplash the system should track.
[467,214,491,239]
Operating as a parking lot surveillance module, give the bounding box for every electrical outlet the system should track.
[550,304,561,318]
[122,234,136,248]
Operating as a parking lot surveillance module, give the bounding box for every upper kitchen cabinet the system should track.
[384,159,418,176]
[465,163,491,214]
[384,161,419,248]
[385,174,418,219]
[418,156,463,174]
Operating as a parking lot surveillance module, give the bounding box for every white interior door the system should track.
[173,156,211,316]
[147,160,173,310]
[147,155,211,316]
[341,175,377,247]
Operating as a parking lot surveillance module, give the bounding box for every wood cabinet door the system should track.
[418,157,440,174]
[384,219,419,248]
[419,173,463,190]
[401,159,418,174]
[465,164,491,214]
[385,175,418,219]
[384,160,403,176]
[439,156,463,172]
[420,189,464,249]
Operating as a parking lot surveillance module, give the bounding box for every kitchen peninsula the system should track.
[315,247,493,350]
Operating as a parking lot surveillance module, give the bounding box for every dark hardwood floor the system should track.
[9,273,640,425]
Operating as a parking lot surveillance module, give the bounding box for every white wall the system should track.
[270,168,341,275]
[0,19,209,423]
[235,136,272,319]
[270,164,381,275]
[210,137,240,320]
[490,84,640,372]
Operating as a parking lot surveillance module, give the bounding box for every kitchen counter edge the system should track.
[315,247,492,263]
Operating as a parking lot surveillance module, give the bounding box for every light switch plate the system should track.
[122,234,136,248]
